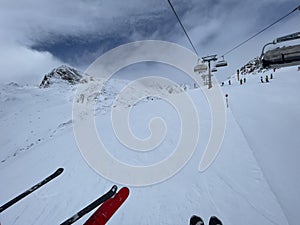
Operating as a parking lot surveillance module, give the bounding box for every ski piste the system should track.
[84,187,130,225]
[60,185,118,225]
[0,167,64,213]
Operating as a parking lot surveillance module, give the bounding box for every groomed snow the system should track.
[0,66,299,225]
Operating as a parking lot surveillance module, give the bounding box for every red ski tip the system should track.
[84,187,130,225]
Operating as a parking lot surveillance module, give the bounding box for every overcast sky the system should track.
[0,0,299,84]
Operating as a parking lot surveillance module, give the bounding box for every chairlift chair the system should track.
[261,44,300,69]
[215,58,228,67]
[260,32,300,69]
[194,59,208,73]
[211,67,218,72]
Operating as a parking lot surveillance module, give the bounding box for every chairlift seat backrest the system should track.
[215,60,228,67]
[194,63,208,73]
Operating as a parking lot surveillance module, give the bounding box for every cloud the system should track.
[0,0,170,44]
[0,0,299,83]
[177,0,300,79]
[0,39,62,84]
[0,0,176,82]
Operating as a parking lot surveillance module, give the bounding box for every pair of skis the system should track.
[2,168,223,225]
[0,168,129,225]
[61,185,129,225]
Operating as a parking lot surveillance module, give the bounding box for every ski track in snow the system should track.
[0,119,73,165]
[1,66,299,224]
[0,83,74,165]
[226,107,289,224]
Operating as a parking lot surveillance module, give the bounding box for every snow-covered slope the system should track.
[223,66,300,225]
[0,66,299,225]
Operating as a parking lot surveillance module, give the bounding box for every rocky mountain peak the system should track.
[39,65,83,88]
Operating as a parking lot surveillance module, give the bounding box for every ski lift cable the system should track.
[220,5,300,58]
[167,0,199,56]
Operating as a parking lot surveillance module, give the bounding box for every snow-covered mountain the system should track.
[39,65,83,88]
[238,57,262,75]
[0,66,300,225]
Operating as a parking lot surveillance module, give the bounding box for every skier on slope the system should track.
[265,75,269,83]
[225,94,229,108]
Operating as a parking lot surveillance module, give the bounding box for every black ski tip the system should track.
[111,185,118,193]
[190,215,204,225]
[209,216,222,225]
[56,168,64,175]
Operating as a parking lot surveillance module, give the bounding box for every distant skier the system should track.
[260,76,264,83]
[190,215,223,225]
[225,93,229,108]
[270,73,273,79]
[221,82,224,86]
[265,75,269,83]
[228,80,231,85]
[240,79,243,85]
[243,77,246,83]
